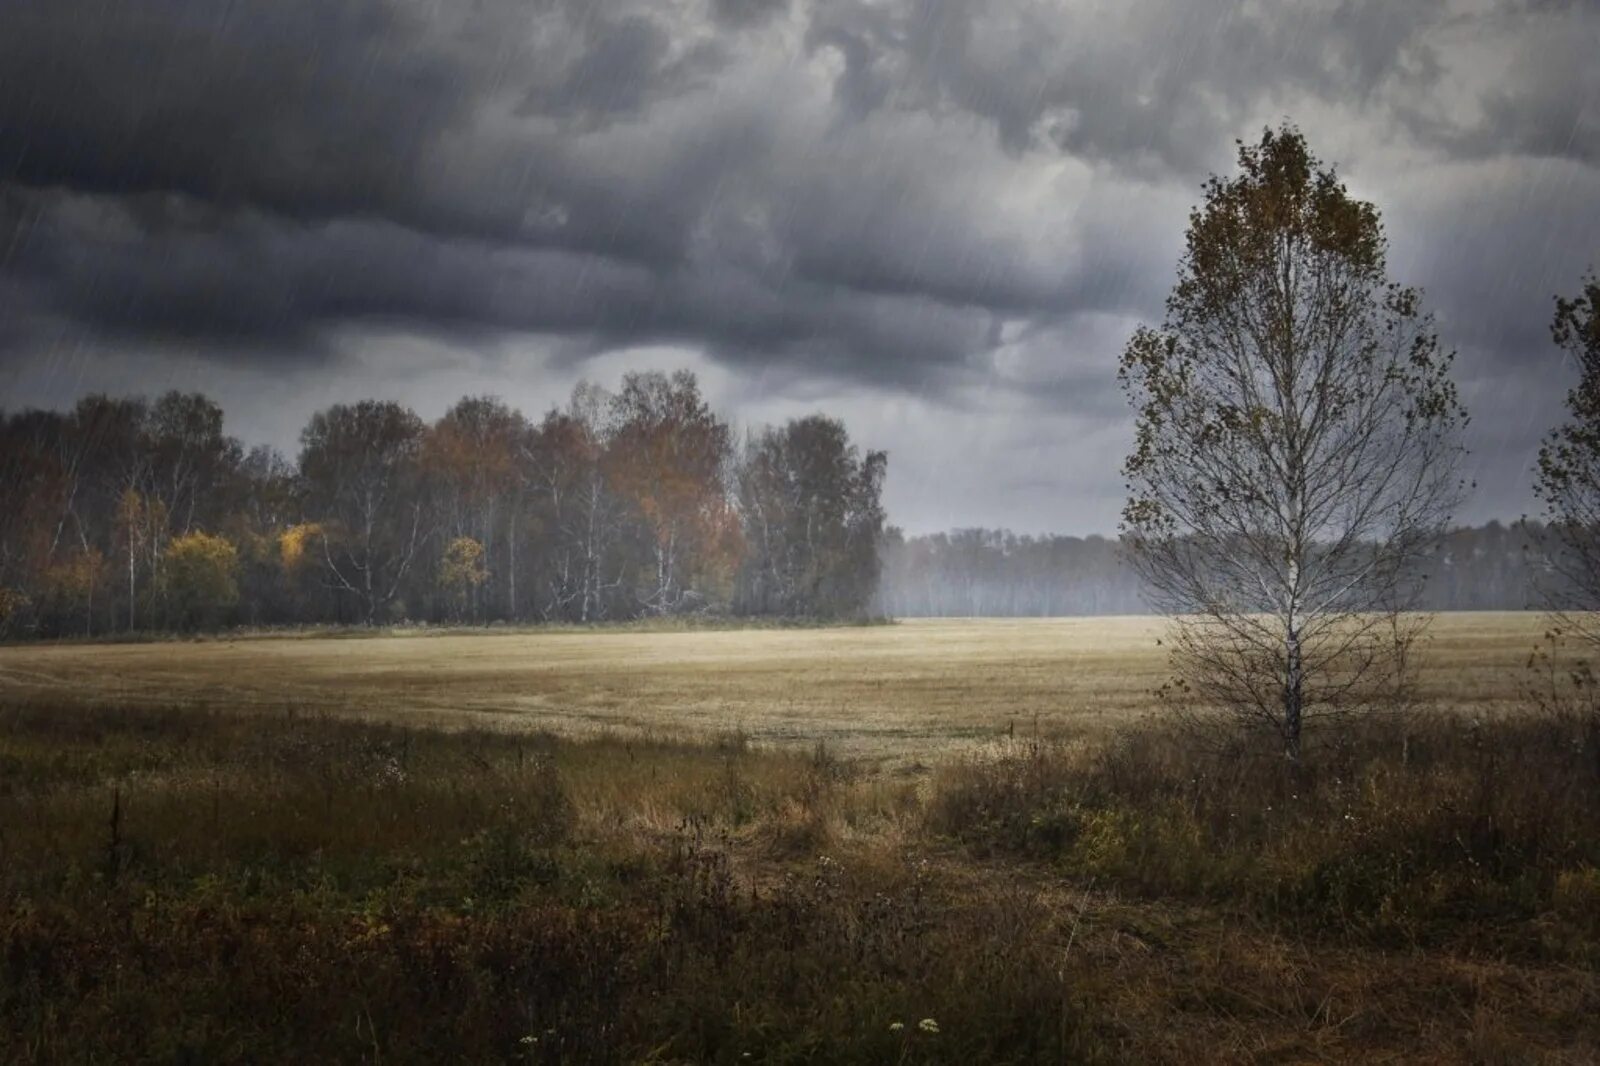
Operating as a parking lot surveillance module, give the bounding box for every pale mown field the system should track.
[0,613,1550,758]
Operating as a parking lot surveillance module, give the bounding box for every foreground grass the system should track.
[3,702,1598,1062]
[2,706,1089,1063]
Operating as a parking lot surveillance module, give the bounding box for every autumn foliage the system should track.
[0,372,885,636]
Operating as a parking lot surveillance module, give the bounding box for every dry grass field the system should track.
[0,613,1552,758]
[7,613,1599,1062]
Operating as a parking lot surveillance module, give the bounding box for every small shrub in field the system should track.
[160,531,241,630]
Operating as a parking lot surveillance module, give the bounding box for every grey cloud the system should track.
[1386,2,1600,167]
[712,0,792,29]
[805,0,1450,171]
[0,1,468,226]
[0,0,1594,530]
[518,13,730,125]
[0,0,1096,387]
[0,0,1565,369]
[1387,158,1600,362]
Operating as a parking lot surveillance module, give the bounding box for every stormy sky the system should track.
[1,0,1596,534]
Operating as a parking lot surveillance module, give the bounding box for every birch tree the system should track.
[519,384,627,623]
[144,391,239,538]
[606,370,735,615]
[1535,272,1600,646]
[734,416,886,618]
[1118,126,1466,762]
[424,396,525,620]
[299,401,430,625]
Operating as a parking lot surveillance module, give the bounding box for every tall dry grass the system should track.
[930,711,1600,957]
[3,698,1597,1062]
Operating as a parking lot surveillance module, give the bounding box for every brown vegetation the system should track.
[0,615,1553,760]
[3,647,1598,1062]
[0,373,886,639]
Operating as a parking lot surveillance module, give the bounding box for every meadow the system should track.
[4,613,1599,1063]
[0,614,1551,758]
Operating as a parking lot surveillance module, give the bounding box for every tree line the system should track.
[0,370,886,636]
[876,529,1141,616]
[875,522,1559,618]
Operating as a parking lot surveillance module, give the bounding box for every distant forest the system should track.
[875,523,1553,617]
[0,373,885,637]
[0,377,1555,639]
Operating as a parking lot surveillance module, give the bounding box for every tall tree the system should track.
[1535,271,1600,645]
[222,446,300,627]
[519,385,627,623]
[424,397,526,621]
[114,488,165,631]
[735,415,886,618]
[299,401,430,625]
[0,412,68,630]
[70,396,151,630]
[1118,125,1466,761]
[144,391,241,538]
[606,371,736,614]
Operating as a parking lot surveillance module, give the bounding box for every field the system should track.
[0,613,1551,757]
[5,613,1599,1063]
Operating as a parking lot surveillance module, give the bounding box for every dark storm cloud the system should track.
[806,0,1447,166]
[2,0,1006,380]
[0,0,731,258]
[0,0,1595,530]
[711,0,792,30]
[0,1,469,227]
[0,0,1438,365]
